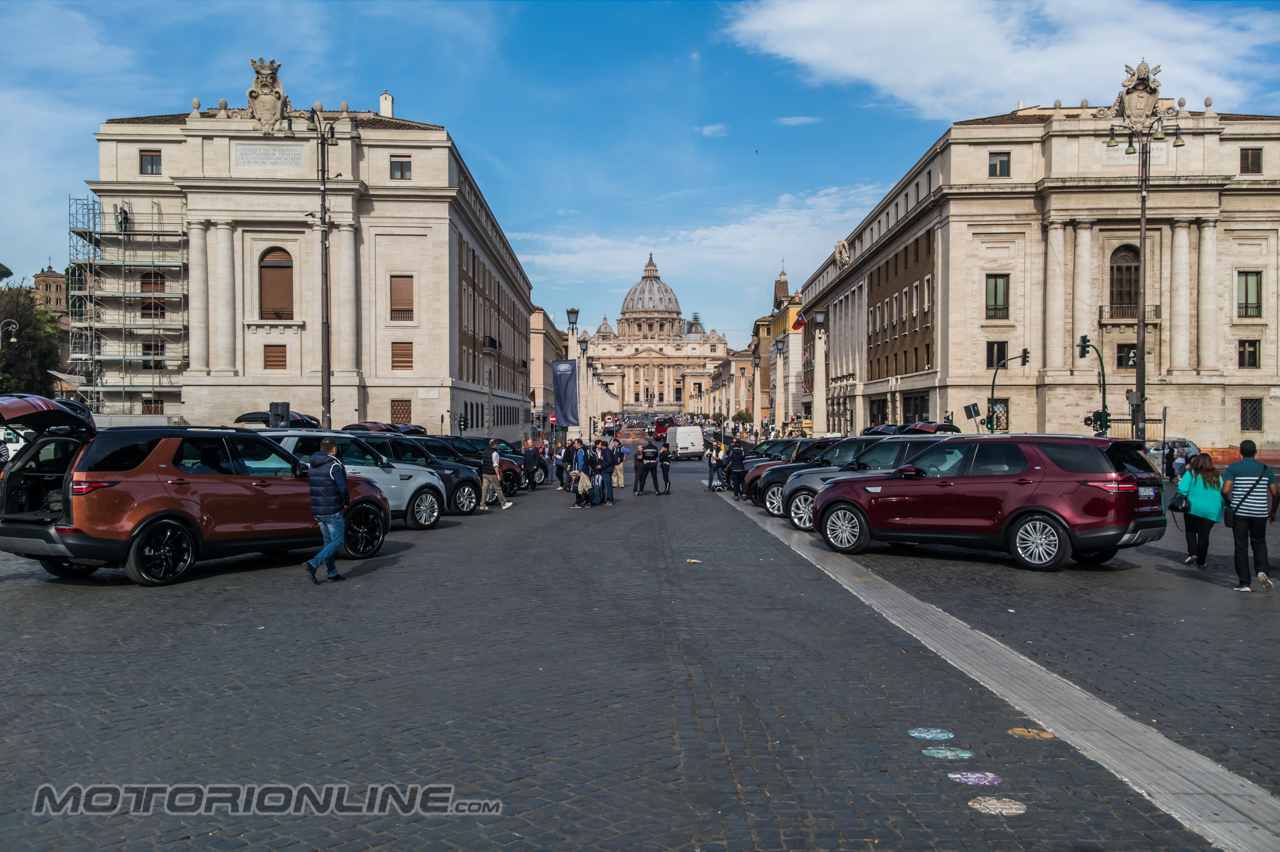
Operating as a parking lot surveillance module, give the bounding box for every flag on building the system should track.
[792,311,807,330]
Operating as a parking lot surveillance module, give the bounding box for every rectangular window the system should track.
[1241,148,1263,175]
[390,155,412,180]
[390,400,412,423]
[923,274,931,314]
[1238,339,1261,368]
[141,341,165,370]
[1117,343,1137,369]
[989,398,1010,431]
[1242,398,1264,431]
[926,169,932,191]
[986,274,1010,319]
[142,399,164,415]
[141,299,165,319]
[140,150,161,175]
[925,343,931,368]
[391,342,413,371]
[986,340,1008,369]
[264,344,287,370]
[913,347,919,372]
[892,293,899,328]
[390,275,414,321]
[988,152,1010,177]
[1238,271,1262,317]
[912,281,920,317]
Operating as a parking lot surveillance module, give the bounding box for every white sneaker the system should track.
[502,501,513,510]
[1184,555,1197,565]
[1259,572,1275,592]
[478,505,490,511]
[1234,585,1253,592]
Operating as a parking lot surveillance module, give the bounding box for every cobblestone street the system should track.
[0,462,1271,850]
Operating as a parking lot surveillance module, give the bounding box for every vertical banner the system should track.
[552,360,579,427]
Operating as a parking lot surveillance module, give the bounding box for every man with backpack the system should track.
[726,440,747,501]
[1223,439,1277,592]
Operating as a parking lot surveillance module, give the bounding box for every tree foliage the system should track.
[0,286,63,397]
[732,408,753,425]
[0,263,12,283]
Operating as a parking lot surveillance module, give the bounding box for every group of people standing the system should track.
[703,440,747,499]
[1174,439,1277,592]
[548,434,675,508]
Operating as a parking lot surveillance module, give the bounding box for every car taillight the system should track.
[1082,481,1137,493]
[71,481,118,496]
[54,527,86,536]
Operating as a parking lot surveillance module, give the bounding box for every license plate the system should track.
[1138,487,1155,498]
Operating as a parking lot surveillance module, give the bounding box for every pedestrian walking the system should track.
[598,439,615,506]
[571,438,593,508]
[632,437,644,495]
[1164,444,1177,482]
[522,439,540,491]
[556,440,570,490]
[1177,453,1223,568]
[611,438,628,491]
[726,440,746,500]
[1222,439,1277,592]
[704,441,722,491]
[658,443,671,494]
[479,439,513,511]
[303,437,348,584]
[1174,447,1188,481]
[637,437,660,495]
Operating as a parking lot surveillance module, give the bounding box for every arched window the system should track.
[658,392,664,402]
[1110,245,1140,317]
[140,271,166,319]
[259,248,294,320]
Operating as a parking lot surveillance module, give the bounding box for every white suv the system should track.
[265,430,447,530]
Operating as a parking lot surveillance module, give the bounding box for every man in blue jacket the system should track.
[304,437,349,584]
[597,439,615,506]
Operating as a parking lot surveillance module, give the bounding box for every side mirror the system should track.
[377,454,394,468]
[895,464,924,479]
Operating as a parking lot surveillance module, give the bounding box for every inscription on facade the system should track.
[1103,142,1166,165]
[236,145,305,168]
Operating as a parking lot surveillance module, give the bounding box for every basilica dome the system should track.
[620,254,681,316]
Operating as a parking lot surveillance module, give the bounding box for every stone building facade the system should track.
[78,60,532,439]
[529,307,564,436]
[583,255,726,417]
[33,267,68,317]
[800,65,1280,447]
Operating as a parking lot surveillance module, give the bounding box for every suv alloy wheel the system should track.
[764,483,785,516]
[1008,513,1072,571]
[405,487,442,530]
[123,519,197,586]
[820,504,870,554]
[533,466,547,485]
[451,482,478,515]
[338,503,387,559]
[787,490,816,531]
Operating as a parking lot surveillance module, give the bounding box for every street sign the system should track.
[605,415,614,424]
[964,403,981,420]
[550,414,557,424]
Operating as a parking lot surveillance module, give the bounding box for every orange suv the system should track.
[0,396,390,586]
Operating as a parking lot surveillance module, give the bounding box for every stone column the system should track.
[1044,221,1067,369]
[212,221,236,375]
[335,223,358,374]
[813,328,828,435]
[1171,219,1192,371]
[1071,220,1093,366]
[1198,218,1220,373]
[187,220,209,374]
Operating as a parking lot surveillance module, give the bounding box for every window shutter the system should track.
[390,400,412,423]
[390,276,414,320]
[391,342,413,371]
[259,249,294,320]
[264,345,287,370]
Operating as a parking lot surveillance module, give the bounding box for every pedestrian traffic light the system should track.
[1077,335,1090,359]
[1019,347,1030,366]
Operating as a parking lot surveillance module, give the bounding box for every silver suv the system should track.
[784,435,959,532]
[265,430,448,530]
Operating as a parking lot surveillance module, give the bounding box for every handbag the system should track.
[1224,464,1269,526]
[1168,493,1190,513]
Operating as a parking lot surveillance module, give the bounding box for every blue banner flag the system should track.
[552,360,579,427]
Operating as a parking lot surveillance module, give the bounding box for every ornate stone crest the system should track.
[1095,60,1175,124]
[247,58,286,136]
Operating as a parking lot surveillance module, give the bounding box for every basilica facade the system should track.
[582,255,726,417]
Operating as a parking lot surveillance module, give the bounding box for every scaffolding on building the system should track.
[68,197,188,415]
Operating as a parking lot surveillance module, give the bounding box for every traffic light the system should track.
[1085,409,1109,431]
[459,413,469,432]
[1077,335,1090,359]
[1019,347,1030,366]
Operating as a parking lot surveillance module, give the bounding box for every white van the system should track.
[669,426,705,460]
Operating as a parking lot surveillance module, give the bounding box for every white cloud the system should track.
[776,115,821,125]
[511,185,881,346]
[697,123,728,136]
[726,0,1280,121]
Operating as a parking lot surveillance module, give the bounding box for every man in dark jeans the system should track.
[726,440,746,501]
[597,440,615,505]
[637,437,660,495]
[304,437,348,584]
[522,439,540,491]
[1223,439,1278,592]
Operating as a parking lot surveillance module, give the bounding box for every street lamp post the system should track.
[1104,63,1184,441]
[565,308,580,439]
[752,354,761,437]
[578,337,588,439]
[287,106,360,429]
[0,320,18,348]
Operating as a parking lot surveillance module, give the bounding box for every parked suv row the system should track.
[809,434,1166,571]
[0,396,391,586]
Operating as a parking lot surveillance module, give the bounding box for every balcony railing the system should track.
[1239,302,1263,318]
[390,309,413,321]
[1099,305,1162,321]
[985,305,1009,320]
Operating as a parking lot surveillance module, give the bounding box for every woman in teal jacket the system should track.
[1177,453,1223,567]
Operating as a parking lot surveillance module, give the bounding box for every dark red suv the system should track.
[0,396,390,586]
[813,435,1165,570]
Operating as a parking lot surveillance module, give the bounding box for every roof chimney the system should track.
[1017,100,1025,110]
[379,90,394,118]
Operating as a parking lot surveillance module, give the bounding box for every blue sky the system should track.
[5,1,1280,347]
